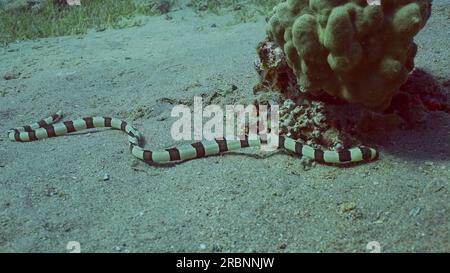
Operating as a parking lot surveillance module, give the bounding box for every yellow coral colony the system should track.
[267,0,432,111]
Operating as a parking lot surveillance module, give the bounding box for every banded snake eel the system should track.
[7,111,378,164]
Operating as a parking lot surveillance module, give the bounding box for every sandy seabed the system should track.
[0,2,449,252]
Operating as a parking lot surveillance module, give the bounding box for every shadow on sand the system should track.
[378,69,449,163]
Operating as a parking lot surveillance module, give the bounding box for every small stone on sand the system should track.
[103,173,110,181]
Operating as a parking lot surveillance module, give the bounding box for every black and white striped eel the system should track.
[7,111,378,164]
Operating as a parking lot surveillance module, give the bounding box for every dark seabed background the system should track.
[0,0,449,252]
